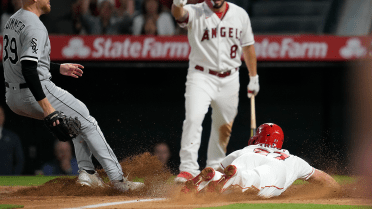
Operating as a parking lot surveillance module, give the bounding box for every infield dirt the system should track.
[0,153,371,209]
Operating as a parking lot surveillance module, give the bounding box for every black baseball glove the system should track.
[44,111,82,142]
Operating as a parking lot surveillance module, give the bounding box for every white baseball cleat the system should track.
[174,171,194,184]
[77,169,105,188]
[111,180,130,192]
[111,178,145,192]
[127,180,145,190]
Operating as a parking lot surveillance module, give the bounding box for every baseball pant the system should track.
[5,80,123,181]
[223,153,287,198]
[179,67,239,176]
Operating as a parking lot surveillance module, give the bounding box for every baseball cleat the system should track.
[77,169,105,188]
[174,171,194,184]
[111,178,145,193]
[181,167,215,193]
[125,179,145,191]
[111,180,130,192]
[205,165,237,193]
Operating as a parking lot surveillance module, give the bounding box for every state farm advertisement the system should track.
[54,36,190,61]
[254,36,371,61]
[1,35,371,61]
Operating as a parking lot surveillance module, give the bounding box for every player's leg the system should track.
[231,153,286,197]
[5,84,45,119]
[6,82,116,179]
[73,136,105,188]
[206,73,240,169]
[42,81,124,181]
[44,82,144,190]
[213,154,261,193]
[178,70,213,180]
[5,81,141,191]
[72,136,95,172]
[255,162,287,198]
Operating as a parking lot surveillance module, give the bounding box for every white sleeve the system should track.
[295,157,315,180]
[176,4,196,28]
[240,11,255,47]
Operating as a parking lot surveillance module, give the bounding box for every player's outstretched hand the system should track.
[173,0,187,7]
[247,75,259,98]
[60,63,84,78]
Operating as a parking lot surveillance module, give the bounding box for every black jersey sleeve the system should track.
[21,60,46,101]
[50,62,61,72]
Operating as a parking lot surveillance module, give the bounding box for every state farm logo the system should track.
[60,37,189,59]
[255,38,328,59]
[340,38,366,59]
[91,37,189,58]
[62,38,91,58]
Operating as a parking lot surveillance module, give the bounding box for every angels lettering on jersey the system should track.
[201,26,242,42]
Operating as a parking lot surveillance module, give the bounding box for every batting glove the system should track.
[173,0,187,7]
[247,75,259,98]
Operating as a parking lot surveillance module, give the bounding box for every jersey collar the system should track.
[216,3,229,20]
[202,2,215,19]
[202,2,231,21]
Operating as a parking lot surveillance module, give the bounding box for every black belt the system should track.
[195,65,237,78]
[5,82,28,89]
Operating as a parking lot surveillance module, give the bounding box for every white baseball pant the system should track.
[222,153,287,198]
[179,67,239,176]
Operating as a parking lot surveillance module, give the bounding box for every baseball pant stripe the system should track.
[45,83,123,180]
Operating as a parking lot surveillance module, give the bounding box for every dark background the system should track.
[0,61,349,175]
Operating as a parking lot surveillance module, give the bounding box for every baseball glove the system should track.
[44,111,82,142]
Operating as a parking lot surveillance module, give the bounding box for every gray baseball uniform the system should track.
[3,9,123,181]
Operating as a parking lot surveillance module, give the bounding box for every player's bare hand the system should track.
[60,63,84,78]
[173,0,187,7]
[247,75,259,98]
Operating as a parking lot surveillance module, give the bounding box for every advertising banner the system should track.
[1,35,371,62]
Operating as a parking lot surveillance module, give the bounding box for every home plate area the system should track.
[0,153,371,209]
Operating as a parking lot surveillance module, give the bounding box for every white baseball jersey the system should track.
[178,2,254,71]
[220,144,315,197]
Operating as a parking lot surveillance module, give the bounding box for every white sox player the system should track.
[2,0,143,192]
[172,0,259,183]
[182,123,341,198]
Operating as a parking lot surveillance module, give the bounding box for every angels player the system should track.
[172,0,260,183]
[182,123,341,198]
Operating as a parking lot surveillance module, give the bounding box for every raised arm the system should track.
[307,169,341,190]
[171,0,188,21]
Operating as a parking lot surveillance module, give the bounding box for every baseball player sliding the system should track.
[182,123,341,198]
[2,0,143,192]
[171,0,259,183]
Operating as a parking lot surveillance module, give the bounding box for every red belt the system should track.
[195,65,236,78]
